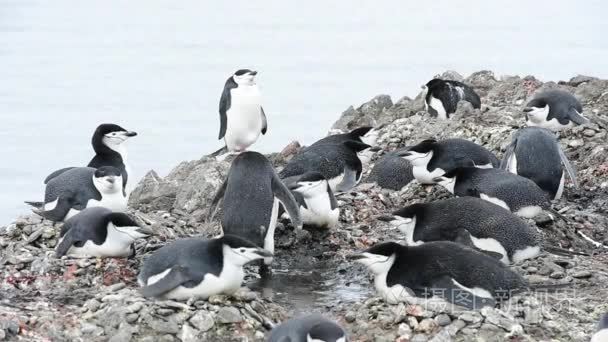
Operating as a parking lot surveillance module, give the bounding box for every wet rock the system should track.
[216,307,242,324]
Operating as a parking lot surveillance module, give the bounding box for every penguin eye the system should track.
[239,249,246,253]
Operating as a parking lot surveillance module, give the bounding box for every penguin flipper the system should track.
[428,276,496,310]
[455,229,504,260]
[44,167,76,184]
[335,167,358,193]
[260,107,268,135]
[33,196,73,222]
[55,234,76,258]
[568,108,590,125]
[271,174,303,229]
[208,179,228,222]
[557,146,578,188]
[139,266,193,298]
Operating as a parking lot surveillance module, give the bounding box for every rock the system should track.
[434,314,451,327]
[85,299,101,312]
[216,307,242,324]
[415,318,438,333]
[458,312,483,324]
[189,311,215,332]
[148,317,180,334]
[108,330,132,342]
[410,334,429,342]
[179,324,199,342]
[571,270,592,279]
[398,323,412,338]
[331,95,393,131]
[81,323,104,336]
[345,311,357,323]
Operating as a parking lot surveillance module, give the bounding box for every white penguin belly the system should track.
[87,193,127,212]
[469,235,509,264]
[301,194,339,229]
[60,237,131,258]
[412,165,445,184]
[263,198,279,265]
[512,245,541,264]
[451,278,493,299]
[225,87,262,152]
[374,273,416,305]
[429,96,448,120]
[147,264,245,300]
[479,193,510,211]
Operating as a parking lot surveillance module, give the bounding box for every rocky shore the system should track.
[1,70,608,341]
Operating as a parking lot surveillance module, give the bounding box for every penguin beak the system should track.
[346,253,366,261]
[249,71,258,76]
[125,131,138,137]
[377,215,395,222]
[135,226,155,236]
[254,249,273,258]
[288,183,302,191]
[432,176,444,183]
[522,107,534,113]
[368,146,382,152]
[396,150,412,157]
[106,176,116,184]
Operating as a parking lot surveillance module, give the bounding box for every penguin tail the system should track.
[544,246,589,257]
[33,197,73,222]
[24,201,44,209]
[208,146,228,158]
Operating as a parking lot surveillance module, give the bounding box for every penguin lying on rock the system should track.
[524,89,589,131]
[269,314,349,342]
[138,235,272,300]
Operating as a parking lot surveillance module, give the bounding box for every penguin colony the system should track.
[26,70,599,340]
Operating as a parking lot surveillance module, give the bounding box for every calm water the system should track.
[1,1,607,224]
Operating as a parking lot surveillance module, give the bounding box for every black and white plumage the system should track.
[43,124,137,191]
[280,140,373,193]
[208,152,302,274]
[311,126,379,165]
[286,172,339,229]
[501,127,577,200]
[422,79,481,119]
[350,241,526,309]
[378,197,541,264]
[524,89,589,131]
[396,138,499,184]
[365,148,414,191]
[592,313,608,342]
[55,207,153,258]
[269,314,349,342]
[218,69,267,153]
[138,235,272,300]
[26,166,127,222]
[434,165,551,218]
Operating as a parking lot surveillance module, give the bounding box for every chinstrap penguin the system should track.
[349,241,526,309]
[591,313,608,342]
[286,172,340,229]
[280,140,375,193]
[138,235,272,300]
[433,164,553,219]
[378,197,541,264]
[422,79,481,119]
[43,124,137,191]
[365,148,414,191]
[524,89,589,131]
[269,314,348,342]
[218,69,267,154]
[26,166,127,222]
[501,126,577,200]
[208,152,302,275]
[311,126,380,165]
[55,207,153,258]
[397,138,499,184]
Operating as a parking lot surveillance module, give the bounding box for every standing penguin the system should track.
[26,166,127,222]
[433,165,552,218]
[397,138,499,184]
[280,140,373,193]
[43,124,137,191]
[218,69,267,154]
[365,148,414,191]
[349,241,527,309]
[138,235,273,300]
[208,152,302,275]
[55,207,153,258]
[377,197,541,264]
[592,313,608,342]
[286,172,339,229]
[269,314,349,342]
[422,79,481,119]
[524,89,589,131]
[501,127,578,200]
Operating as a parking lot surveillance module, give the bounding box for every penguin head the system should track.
[432,169,459,194]
[232,69,258,86]
[289,172,328,197]
[378,204,422,234]
[397,139,436,166]
[348,242,401,275]
[109,213,154,240]
[348,126,378,147]
[307,320,348,342]
[523,97,550,124]
[220,234,273,266]
[93,166,123,194]
[93,124,137,153]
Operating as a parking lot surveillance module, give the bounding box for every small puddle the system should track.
[248,260,373,315]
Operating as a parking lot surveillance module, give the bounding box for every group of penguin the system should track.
[26,70,605,341]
